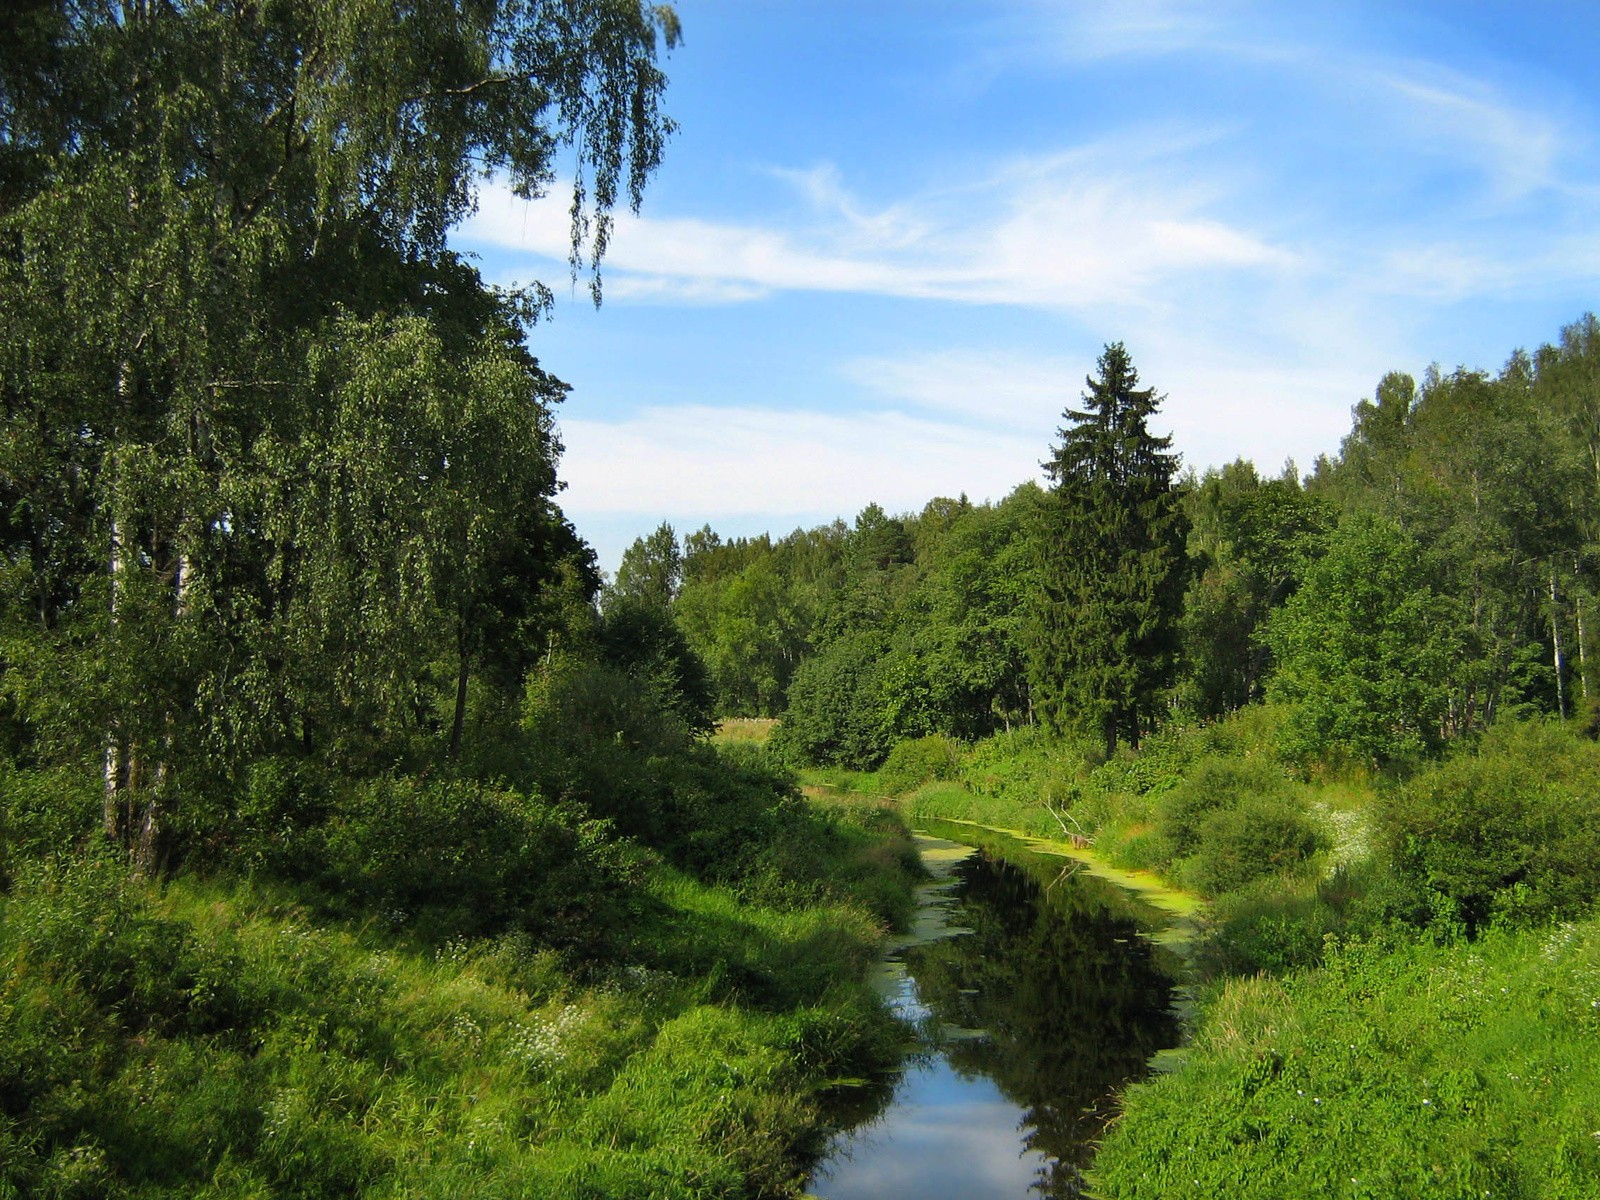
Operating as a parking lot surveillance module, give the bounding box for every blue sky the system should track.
[454,0,1600,574]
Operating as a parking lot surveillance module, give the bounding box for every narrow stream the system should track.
[809,826,1185,1199]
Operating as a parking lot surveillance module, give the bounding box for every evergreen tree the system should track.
[1028,343,1186,756]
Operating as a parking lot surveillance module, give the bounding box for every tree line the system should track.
[632,316,1600,771]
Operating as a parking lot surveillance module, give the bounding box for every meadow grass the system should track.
[712,717,779,746]
[0,791,917,1199]
[1091,919,1600,1198]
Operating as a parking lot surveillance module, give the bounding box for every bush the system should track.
[0,764,99,884]
[1375,719,1600,933]
[1152,754,1294,858]
[771,631,895,769]
[877,735,964,795]
[1178,796,1326,896]
[318,776,635,945]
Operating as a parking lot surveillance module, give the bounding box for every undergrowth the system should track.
[0,747,920,1199]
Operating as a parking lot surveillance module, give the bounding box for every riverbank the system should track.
[0,755,923,1199]
[801,716,1600,1198]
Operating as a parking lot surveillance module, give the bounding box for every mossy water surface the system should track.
[810,826,1186,1199]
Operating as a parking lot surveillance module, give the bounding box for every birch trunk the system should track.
[1550,564,1567,720]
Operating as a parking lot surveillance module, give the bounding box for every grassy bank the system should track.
[1092,919,1600,1197]
[0,756,921,1199]
[772,712,1600,1197]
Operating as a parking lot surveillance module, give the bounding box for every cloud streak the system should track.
[460,132,1298,311]
[558,404,1042,521]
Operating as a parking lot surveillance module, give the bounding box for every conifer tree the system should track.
[1029,343,1186,756]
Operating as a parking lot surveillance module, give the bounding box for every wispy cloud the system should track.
[842,349,1080,433]
[461,134,1297,310]
[1018,0,1239,62]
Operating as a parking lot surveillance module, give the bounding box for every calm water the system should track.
[809,828,1183,1199]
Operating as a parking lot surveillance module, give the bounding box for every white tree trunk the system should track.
[1550,564,1567,720]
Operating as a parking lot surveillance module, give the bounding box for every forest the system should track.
[5,0,1600,1196]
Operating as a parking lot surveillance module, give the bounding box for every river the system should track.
[808,822,1187,1199]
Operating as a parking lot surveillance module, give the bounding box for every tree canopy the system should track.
[0,0,680,864]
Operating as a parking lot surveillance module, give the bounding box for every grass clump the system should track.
[1091,919,1600,1198]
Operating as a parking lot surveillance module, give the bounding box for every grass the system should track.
[1091,919,1600,1198]
[0,788,920,1199]
[712,717,779,746]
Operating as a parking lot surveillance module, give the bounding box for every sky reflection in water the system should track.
[810,831,1181,1200]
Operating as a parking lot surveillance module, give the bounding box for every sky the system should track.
[453,0,1600,575]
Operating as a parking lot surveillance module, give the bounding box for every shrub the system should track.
[0,764,99,884]
[1154,755,1294,854]
[1178,796,1326,897]
[877,735,964,795]
[1375,719,1600,933]
[771,631,896,769]
[318,777,634,945]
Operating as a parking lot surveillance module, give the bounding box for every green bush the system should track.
[1092,920,1600,1198]
[1376,719,1600,933]
[771,631,896,769]
[1178,795,1326,896]
[0,764,99,883]
[318,776,634,945]
[877,734,964,795]
[1155,755,1295,853]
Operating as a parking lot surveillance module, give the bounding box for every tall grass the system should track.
[0,785,916,1198]
[1092,919,1600,1198]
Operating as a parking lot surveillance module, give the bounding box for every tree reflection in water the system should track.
[816,830,1180,1200]
[911,845,1181,1196]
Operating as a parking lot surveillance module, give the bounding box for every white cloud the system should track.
[557,404,1042,523]
[460,138,1297,310]
[842,349,1080,433]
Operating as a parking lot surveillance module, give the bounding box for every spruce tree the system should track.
[1029,343,1187,756]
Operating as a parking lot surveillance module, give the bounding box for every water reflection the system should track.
[811,831,1181,1199]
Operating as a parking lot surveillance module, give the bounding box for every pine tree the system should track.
[1029,343,1187,756]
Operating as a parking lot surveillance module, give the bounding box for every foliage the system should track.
[1177,796,1327,896]
[610,521,684,610]
[770,630,897,769]
[1375,720,1600,934]
[314,777,634,945]
[1179,460,1333,716]
[598,596,718,737]
[877,734,965,795]
[684,488,1040,741]
[1266,511,1462,767]
[0,0,678,859]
